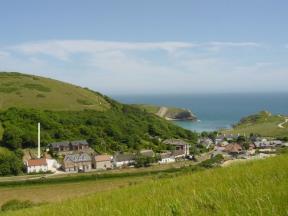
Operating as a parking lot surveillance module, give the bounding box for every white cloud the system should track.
[5,40,262,60]
[1,39,286,94]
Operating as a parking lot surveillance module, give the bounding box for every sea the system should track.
[111,93,288,132]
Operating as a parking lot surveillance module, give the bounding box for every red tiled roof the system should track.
[224,143,242,153]
[27,158,47,167]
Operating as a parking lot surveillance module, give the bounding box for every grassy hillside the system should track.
[0,72,110,111]
[2,154,287,215]
[223,111,288,138]
[0,72,197,156]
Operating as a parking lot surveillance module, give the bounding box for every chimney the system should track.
[38,122,41,159]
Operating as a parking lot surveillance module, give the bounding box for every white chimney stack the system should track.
[38,122,41,159]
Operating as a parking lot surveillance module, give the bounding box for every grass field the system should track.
[1,154,287,216]
[0,72,110,111]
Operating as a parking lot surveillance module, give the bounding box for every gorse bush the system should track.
[1,200,35,212]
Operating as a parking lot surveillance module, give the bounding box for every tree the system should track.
[0,147,24,176]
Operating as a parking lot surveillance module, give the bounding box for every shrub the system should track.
[1,200,35,212]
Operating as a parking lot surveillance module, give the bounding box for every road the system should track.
[278,118,288,128]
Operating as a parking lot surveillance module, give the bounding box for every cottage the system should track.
[26,158,48,173]
[254,140,283,148]
[70,140,89,151]
[199,138,214,148]
[92,155,113,170]
[163,139,190,157]
[49,140,90,155]
[159,152,175,164]
[113,153,136,167]
[224,143,243,156]
[215,134,238,144]
[50,141,70,152]
[63,153,92,172]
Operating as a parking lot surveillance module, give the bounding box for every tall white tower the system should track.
[38,122,41,159]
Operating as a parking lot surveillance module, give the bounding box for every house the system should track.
[198,138,214,149]
[159,152,175,164]
[26,158,48,173]
[140,149,154,157]
[163,139,190,157]
[215,134,238,144]
[254,140,283,148]
[92,155,113,170]
[223,143,243,156]
[50,141,70,152]
[63,153,92,172]
[113,153,136,168]
[70,140,89,151]
[46,159,61,172]
[49,140,90,155]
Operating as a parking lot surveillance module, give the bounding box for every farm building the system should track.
[26,158,48,173]
[63,153,92,172]
[92,155,113,170]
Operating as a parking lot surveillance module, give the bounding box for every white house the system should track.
[113,153,136,168]
[46,159,61,172]
[159,152,175,164]
[26,158,48,173]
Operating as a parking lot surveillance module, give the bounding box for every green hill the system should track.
[223,111,288,138]
[0,72,110,111]
[2,154,287,215]
[0,72,197,157]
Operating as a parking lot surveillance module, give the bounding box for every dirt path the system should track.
[278,118,288,128]
[156,106,168,118]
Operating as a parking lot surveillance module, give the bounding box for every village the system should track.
[24,124,288,174]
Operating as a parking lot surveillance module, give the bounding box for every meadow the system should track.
[1,154,287,216]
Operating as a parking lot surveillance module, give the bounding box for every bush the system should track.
[0,147,24,176]
[199,154,224,168]
[1,200,35,212]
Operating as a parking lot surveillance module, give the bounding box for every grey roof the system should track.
[50,141,70,148]
[71,140,89,146]
[163,139,189,146]
[114,153,136,162]
[64,153,91,162]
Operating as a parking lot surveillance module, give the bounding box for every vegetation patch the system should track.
[77,99,94,105]
[22,83,51,92]
[1,200,37,212]
[0,87,18,93]
[36,94,46,98]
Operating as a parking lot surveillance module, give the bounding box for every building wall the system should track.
[159,158,175,164]
[114,160,134,168]
[94,160,112,170]
[63,161,91,172]
[27,165,48,173]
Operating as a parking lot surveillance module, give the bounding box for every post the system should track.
[38,122,41,159]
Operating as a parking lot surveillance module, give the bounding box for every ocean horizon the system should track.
[111,93,288,132]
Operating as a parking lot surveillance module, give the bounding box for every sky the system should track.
[0,0,288,94]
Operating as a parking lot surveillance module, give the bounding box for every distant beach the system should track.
[111,93,288,132]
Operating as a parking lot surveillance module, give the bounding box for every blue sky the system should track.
[0,0,288,94]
